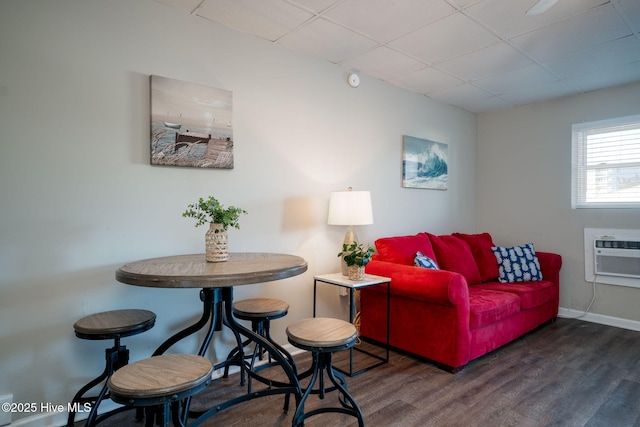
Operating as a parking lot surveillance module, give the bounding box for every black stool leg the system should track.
[223,318,273,391]
[223,326,248,385]
[324,354,365,426]
[67,368,109,427]
[293,352,322,427]
[292,352,364,427]
[67,340,129,427]
[245,319,299,409]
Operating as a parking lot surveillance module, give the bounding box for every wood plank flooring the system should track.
[77,318,640,427]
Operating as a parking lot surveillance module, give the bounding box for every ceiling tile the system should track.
[542,35,640,79]
[618,0,640,32]
[389,12,499,63]
[473,63,560,94]
[437,42,533,81]
[285,0,343,13]
[510,4,633,61]
[154,0,202,13]
[196,0,313,41]
[500,80,576,105]
[450,0,483,7]
[340,47,426,81]
[458,96,516,113]
[539,49,597,79]
[277,17,378,63]
[325,0,456,43]
[391,67,463,94]
[565,61,640,93]
[587,35,640,67]
[427,83,491,105]
[466,0,609,39]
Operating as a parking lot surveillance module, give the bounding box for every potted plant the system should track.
[338,242,375,280]
[183,196,247,262]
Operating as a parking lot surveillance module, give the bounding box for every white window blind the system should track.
[572,115,640,209]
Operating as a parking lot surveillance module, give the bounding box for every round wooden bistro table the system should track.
[115,252,308,425]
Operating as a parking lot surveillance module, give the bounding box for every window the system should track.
[572,115,640,209]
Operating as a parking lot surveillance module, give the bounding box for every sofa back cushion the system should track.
[428,234,482,285]
[374,233,436,266]
[453,232,499,282]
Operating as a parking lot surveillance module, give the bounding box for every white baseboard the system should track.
[558,307,640,331]
[11,344,305,427]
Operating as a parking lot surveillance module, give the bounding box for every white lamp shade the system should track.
[327,190,373,226]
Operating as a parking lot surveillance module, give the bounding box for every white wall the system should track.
[477,81,640,325]
[0,0,476,422]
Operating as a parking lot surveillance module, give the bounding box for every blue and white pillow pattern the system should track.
[491,243,543,283]
[414,251,439,270]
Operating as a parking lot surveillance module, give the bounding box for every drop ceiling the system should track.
[155,0,640,113]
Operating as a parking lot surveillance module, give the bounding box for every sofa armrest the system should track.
[365,260,469,307]
[363,259,472,370]
[536,251,562,287]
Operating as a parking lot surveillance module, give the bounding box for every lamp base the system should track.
[340,226,358,276]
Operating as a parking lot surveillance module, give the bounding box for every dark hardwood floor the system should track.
[77,318,640,427]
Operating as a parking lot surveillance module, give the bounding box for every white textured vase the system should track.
[205,223,228,262]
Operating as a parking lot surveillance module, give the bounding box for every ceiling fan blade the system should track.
[525,0,559,15]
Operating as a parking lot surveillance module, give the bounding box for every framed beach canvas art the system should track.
[402,135,448,190]
[150,75,233,169]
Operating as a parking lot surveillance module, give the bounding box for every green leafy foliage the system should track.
[337,242,375,266]
[182,196,247,230]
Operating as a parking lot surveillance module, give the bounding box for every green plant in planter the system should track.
[182,196,247,230]
[337,242,375,267]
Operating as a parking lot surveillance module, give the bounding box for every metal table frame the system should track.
[313,273,390,376]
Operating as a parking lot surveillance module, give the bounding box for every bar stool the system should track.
[107,354,213,427]
[286,317,365,427]
[66,309,156,427]
[224,298,295,392]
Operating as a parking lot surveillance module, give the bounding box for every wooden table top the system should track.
[115,252,308,288]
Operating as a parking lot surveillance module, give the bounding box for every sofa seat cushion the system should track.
[375,233,436,266]
[468,288,521,329]
[472,280,555,310]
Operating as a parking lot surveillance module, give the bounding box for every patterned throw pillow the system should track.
[414,251,439,270]
[491,243,543,283]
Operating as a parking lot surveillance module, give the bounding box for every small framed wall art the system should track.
[402,135,448,190]
[150,75,233,169]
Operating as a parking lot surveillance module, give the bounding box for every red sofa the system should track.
[361,232,562,372]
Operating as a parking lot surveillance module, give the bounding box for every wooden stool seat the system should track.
[74,309,156,339]
[66,309,156,427]
[286,317,357,350]
[108,354,213,427]
[233,298,289,320]
[287,317,364,427]
[108,354,213,402]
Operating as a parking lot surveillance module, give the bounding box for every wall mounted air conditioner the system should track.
[594,239,640,279]
[584,228,640,289]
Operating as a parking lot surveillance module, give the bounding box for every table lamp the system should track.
[328,187,374,275]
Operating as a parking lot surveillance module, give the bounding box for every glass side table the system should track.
[313,273,390,376]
